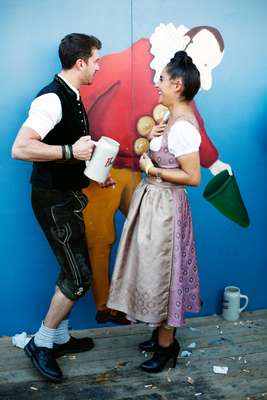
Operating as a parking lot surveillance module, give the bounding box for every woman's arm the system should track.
[140,152,201,187]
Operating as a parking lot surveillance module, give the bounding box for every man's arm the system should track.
[12,126,95,162]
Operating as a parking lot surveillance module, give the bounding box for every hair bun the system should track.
[170,51,192,66]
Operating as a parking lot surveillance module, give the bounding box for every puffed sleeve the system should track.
[168,121,201,157]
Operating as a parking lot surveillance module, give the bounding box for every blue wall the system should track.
[1,0,266,335]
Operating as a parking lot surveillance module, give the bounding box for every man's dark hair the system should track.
[166,51,200,101]
[59,33,102,69]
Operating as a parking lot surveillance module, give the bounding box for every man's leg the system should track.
[44,287,74,329]
[26,188,93,382]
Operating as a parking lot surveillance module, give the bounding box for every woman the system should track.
[107,51,201,373]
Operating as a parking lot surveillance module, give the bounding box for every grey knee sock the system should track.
[34,322,55,349]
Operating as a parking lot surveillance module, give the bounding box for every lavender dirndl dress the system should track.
[107,127,201,327]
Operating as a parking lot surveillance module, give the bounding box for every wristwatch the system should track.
[155,169,162,182]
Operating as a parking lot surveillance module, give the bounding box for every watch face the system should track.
[156,172,162,182]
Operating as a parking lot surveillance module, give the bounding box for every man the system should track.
[12,33,102,383]
[80,24,232,325]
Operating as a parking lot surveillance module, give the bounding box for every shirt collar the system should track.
[57,74,80,100]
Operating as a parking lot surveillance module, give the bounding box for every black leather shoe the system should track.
[24,337,62,383]
[139,328,177,352]
[108,311,131,325]
[53,336,94,358]
[140,339,180,373]
[96,309,111,324]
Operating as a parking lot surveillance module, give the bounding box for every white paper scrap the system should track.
[213,366,228,374]
[187,342,196,349]
[12,332,31,349]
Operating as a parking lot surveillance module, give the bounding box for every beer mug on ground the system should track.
[84,136,120,183]
[222,286,249,321]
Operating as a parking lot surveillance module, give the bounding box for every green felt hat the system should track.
[203,170,250,228]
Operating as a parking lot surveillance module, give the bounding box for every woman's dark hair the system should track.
[59,33,102,69]
[166,51,200,101]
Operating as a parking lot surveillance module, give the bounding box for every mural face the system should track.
[186,29,224,90]
[150,23,224,91]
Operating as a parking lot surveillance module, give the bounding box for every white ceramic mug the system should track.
[222,286,249,321]
[84,136,120,183]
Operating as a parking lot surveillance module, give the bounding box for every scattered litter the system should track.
[219,331,223,334]
[167,368,173,382]
[198,349,205,353]
[144,384,157,389]
[244,359,247,364]
[195,393,203,397]
[187,376,194,384]
[186,361,191,367]
[115,361,128,369]
[189,327,200,332]
[68,355,76,360]
[181,350,192,357]
[12,332,32,349]
[213,366,228,374]
[229,357,236,360]
[95,373,113,384]
[238,356,242,361]
[242,369,250,373]
[187,342,196,349]
[30,387,38,391]
[216,325,220,329]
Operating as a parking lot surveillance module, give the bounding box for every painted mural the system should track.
[80,23,249,323]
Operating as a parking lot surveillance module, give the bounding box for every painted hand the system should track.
[139,153,153,173]
[209,159,233,176]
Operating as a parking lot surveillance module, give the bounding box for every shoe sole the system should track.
[25,345,63,383]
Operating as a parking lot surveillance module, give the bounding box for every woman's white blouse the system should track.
[149,120,201,157]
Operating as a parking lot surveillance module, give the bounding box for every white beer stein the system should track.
[84,136,120,183]
[222,286,249,321]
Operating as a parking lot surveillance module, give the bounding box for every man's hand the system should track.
[72,136,95,160]
[99,175,116,188]
[209,159,233,176]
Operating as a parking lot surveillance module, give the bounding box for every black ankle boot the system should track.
[139,328,159,352]
[139,328,177,352]
[140,338,180,373]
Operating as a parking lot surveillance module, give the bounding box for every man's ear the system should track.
[75,58,84,71]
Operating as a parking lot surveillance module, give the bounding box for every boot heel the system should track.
[171,354,178,368]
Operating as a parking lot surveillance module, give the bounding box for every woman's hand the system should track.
[139,153,153,173]
[147,122,167,141]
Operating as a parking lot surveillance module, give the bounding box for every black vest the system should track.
[30,75,90,190]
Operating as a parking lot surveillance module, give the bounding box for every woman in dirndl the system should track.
[107,50,202,373]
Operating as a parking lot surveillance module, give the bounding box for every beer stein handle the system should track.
[239,294,249,312]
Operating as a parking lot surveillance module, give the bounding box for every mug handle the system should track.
[239,295,249,312]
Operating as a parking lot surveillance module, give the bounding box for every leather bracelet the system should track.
[69,144,74,159]
[61,145,66,160]
[65,145,72,160]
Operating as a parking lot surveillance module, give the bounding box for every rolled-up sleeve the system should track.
[23,93,62,139]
